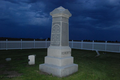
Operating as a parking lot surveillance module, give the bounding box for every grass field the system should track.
[0,49,120,80]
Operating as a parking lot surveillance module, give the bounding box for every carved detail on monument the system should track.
[62,51,71,55]
[52,24,60,33]
[51,34,60,41]
[52,22,60,26]
[51,24,60,46]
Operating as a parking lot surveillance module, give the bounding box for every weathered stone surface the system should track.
[47,46,71,58]
[50,6,72,18]
[45,56,73,66]
[39,6,78,77]
[40,64,78,77]
[28,55,35,65]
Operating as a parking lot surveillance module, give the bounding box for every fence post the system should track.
[105,41,107,51]
[92,40,94,50]
[81,40,83,49]
[6,39,8,50]
[72,40,73,48]
[46,39,48,48]
[21,39,22,50]
[34,39,35,48]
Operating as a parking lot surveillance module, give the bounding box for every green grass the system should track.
[0,49,120,80]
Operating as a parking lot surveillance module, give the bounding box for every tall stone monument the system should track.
[39,6,78,77]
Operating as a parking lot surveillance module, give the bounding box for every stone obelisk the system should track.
[39,6,78,77]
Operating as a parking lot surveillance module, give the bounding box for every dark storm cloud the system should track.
[4,0,31,4]
[66,0,120,30]
[0,0,120,40]
[4,0,19,4]
[1,0,120,29]
[0,0,51,27]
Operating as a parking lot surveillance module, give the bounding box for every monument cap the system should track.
[50,6,72,18]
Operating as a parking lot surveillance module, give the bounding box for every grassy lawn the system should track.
[0,49,120,80]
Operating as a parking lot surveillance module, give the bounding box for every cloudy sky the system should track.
[0,0,120,41]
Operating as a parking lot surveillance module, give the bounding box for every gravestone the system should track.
[6,58,11,61]
[28,55,36,65]
[39,6,78,77]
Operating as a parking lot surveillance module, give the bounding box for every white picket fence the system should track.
[0,39,120,53]
[0,39,49,50]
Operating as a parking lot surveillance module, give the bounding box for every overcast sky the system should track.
[0,0,120,41]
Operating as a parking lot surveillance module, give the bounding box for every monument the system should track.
[39,6,78,77]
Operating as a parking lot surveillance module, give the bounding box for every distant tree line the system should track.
[70,39,120,43]
[0,37,47,41]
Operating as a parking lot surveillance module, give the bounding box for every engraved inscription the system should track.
[62,51,71,55]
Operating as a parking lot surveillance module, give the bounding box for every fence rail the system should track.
[0,39,120,53]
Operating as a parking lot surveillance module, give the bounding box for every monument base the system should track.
[39,63,78,77]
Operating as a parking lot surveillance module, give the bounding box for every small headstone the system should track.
[28,55,36,65]
[6,58,11,61]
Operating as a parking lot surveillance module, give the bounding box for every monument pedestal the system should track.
[40,64,78,77]
[39,46,78,77]
[39,6,78,77]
